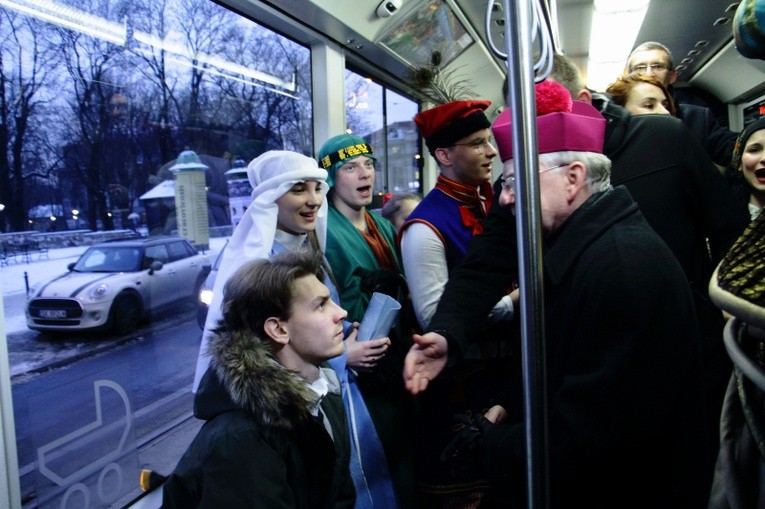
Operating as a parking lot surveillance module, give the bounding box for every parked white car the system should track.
[26,236,210,335]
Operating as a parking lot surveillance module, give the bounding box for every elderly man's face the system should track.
[499,158,571,234]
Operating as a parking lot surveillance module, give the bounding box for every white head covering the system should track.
[193,150,328,390]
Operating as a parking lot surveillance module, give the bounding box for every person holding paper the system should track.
[319,134,417,509]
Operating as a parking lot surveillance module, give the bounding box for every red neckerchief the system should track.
[434,174,494,235]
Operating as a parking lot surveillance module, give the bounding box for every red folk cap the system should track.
[492,81,605,162]
[414,100,491,155]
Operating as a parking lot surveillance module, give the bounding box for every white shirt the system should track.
[400,221,514,331]
[307,369,333,440]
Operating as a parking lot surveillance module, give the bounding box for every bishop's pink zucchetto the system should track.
[492,80,606,162]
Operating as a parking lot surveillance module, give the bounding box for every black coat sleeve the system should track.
[426,192,519,360]
[679,119,749,263]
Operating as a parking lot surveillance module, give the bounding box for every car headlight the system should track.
[86,283,111,301]
[199,289,214,306]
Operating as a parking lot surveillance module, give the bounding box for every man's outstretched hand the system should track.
[403,332,449,394]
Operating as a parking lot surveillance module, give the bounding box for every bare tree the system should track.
[212,24,313,157]
[55,0,129,230]
[346,70,377,139]
[171,1,237,151]
[0,11,61,231]
[125,0,182,164]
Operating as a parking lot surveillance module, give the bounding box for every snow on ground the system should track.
[1,237,228,336]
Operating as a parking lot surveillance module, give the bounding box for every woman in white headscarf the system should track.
[192,150,398,509]
[194,150,332,387]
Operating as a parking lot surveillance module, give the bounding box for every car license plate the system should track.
[40,309,67,319]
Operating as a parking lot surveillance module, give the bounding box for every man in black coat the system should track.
[405,81,708,507]
[163,252,355,508]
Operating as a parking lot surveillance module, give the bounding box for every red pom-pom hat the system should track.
[414,100,492,156]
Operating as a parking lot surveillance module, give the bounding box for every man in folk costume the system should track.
[401,101,516,333]
[319,134,403,323]
[400,101,516,506]
[320,134,417,509]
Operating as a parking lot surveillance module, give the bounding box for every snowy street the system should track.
[1,237,226,377]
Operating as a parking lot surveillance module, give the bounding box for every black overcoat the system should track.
[480,188,708,508]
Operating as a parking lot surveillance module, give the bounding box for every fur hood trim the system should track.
[208,328,341,431]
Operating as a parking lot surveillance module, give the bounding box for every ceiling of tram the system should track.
[249,0,759,103]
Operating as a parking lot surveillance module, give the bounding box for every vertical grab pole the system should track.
[501,0,550,508]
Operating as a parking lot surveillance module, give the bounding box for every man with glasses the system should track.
[401,100,513,332]
[405,81,708,508]
[627,41,737,167]
[401,100,516,507]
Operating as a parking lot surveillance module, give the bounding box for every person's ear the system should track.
[566,162,587,201]
[434,147,452,166]
[576,88,593,104]
[264,317,289,345]
[668,68,678,85]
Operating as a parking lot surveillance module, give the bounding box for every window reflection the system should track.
[1,0,312,506]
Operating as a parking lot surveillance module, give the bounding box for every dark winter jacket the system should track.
[161,329,356,508]
[480,188,707,508]
[676,102,737,167]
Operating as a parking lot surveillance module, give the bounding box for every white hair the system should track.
[538,151,612,193]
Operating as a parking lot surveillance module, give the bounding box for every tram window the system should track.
[385,88,421,194]
[1,0,311,506]
[345,69,421,204]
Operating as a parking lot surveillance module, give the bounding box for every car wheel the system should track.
[110,294,141,335]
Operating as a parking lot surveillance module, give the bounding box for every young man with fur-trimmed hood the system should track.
[163,251,356,508]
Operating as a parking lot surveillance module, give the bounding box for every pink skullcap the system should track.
[492,81,606,162]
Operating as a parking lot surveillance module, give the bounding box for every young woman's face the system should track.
[624,82,671,116]
[275,180,324,235]
[741,129,765,199]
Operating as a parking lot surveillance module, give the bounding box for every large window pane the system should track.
[385,89,421,194]
[0,0,312,506]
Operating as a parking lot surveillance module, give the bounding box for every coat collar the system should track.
[199,327,341,431]
[434,174,494,213]
[543,186,639,287]
[591,93,631,159]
